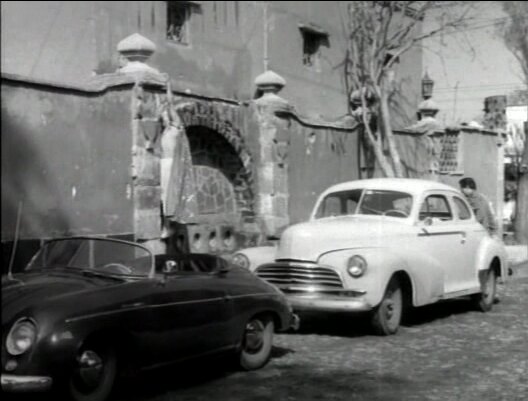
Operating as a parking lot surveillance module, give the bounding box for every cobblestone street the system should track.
[113,277,528,401]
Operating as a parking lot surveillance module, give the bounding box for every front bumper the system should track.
[1,374,53,392]
[287,294,372,313]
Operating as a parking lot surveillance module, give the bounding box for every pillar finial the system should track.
[117,33,160,74]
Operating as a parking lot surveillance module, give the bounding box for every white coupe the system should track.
[233,178,508,335]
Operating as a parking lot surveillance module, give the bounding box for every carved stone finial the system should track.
[349,88,376,110]
[254,70,292,114]
[117,33,160,74]
[255,70,286,94]
[418,98,439,119]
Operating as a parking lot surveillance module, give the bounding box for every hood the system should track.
[2,271,116,325]
[277,216,414,262]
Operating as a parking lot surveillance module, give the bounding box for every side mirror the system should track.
[424,216,433,226]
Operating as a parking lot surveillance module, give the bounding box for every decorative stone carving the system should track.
[254,70,292,115]
[255,70,286,92]
[117,33,160,75]
[349,88,376,110]
[417,98,440,119]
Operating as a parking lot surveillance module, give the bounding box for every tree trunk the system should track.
[514,137,528,245]
[379,92,404,178]
[360,108,395,177]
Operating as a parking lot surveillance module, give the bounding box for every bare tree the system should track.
[499,1,528,244]
[344,1,473,177]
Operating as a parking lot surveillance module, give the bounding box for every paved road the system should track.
[116,278,528,401]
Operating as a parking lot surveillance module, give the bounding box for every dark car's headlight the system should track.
[347,255,367,278]
[232,253,250,269]
[6,318,37,356]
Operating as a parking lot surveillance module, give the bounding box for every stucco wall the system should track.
[439,129,503,218]
[288,123,360,224]
[1,79,134,241]
[1,1,421,125]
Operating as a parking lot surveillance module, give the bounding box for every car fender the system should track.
[317,247,439,307]
[234,246,277,272]
[474,235,508,281]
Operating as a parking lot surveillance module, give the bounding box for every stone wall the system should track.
[1,74,135,272]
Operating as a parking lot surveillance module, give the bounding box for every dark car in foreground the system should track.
[2,236,298,401]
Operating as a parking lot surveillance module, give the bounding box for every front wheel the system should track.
[471,268,496,312]
[371,277,403,335]
[239,316,274,370]
[68,343,117,401]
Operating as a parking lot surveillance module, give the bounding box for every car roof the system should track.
[322,178,459,196]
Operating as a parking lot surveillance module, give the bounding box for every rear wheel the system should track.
[239,316,274,370]
[69,342,117,401]
[371,277,403,335]
[471,268,496,312]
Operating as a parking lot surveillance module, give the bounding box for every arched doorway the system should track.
[166,124,256,255]
[187,125,252,224]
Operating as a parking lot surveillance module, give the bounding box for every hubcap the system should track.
[385,300,394,319]
[384,289,401,327]
[244,320,265,354]
[76,350,104,390]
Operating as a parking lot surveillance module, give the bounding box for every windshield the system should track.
[26,238,154,277]
[315,189,413,219]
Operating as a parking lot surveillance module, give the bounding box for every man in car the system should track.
[459,177,498,236]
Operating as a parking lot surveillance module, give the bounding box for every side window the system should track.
[453,197,472,220]
[346,198,358,214]
[419,195,453,221]
[321,196,342,217]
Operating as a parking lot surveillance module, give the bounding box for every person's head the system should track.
[459,177,477,196]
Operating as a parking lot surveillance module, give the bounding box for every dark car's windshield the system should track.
[26,238,154,277]
[315,189,413,219]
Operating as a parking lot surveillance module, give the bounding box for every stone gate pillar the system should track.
[253,70,291,237]
[117,33,166,254]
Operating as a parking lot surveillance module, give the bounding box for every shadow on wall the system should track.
[1,114,71,273]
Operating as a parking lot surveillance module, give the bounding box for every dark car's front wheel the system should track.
[239,316,274,370]
[68,342,117,401]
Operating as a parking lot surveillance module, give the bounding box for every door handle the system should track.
[224,295,233,302]
[460,232,466,244]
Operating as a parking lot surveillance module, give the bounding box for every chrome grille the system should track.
[256,263,343,289]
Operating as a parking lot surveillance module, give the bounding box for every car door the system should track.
[147,255,234,364]
[449,194,486,290]
[417,192,467,294]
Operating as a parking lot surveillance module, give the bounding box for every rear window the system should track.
[453,197,472,220]
[419,195,453,221]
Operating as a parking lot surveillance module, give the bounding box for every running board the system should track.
[441,287,481,299]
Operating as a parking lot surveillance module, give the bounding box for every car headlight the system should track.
[232,253,250,269]
[347,255,367,278]
[6,318,37,356]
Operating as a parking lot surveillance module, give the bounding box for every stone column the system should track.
[117,33,166,254]
[253,70,291,238]
[417,98,442,179]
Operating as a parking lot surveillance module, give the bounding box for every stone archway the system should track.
[161,101,258,255]
[186,125,254,225]
[175,101,255,223]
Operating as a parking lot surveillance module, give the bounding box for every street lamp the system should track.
[422,72,434,100]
